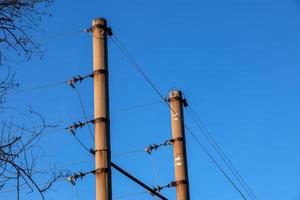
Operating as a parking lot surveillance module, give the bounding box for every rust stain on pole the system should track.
[169,90,190,200]
[93,18,112,200]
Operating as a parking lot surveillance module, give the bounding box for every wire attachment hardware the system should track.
[90,69,108,77]
[67,70,107,89]
[167,96,188,107]
[91,117,110,124]
[152,180,187,193]
[152,181,177,193]
[84,24,113,36]
[67,71,95,88]
[182,98,188,107]
[92,167,111,174]
[65,120,94,135]
[89,148,110,155]
[67,75,86,88]
[65,117,105,135]
[65,121,87,135]
[66,170,94,185]
[144,137,183,155]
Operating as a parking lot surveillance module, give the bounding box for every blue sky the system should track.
[1,0,300,199]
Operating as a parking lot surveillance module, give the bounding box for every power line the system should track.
[7,80,67,95]
[72,87,94,141]
[110,36,165,100]
[37,30,85,40]
[0,178,66,194]
[113,191,148,200]
[0,99,164,134]
[3,122,66,141]
[112,149,145,157]
[111,100,164,113]
[111,34,250,200]
[150,155,159,187]
[185,106,258,200]
[72,133,91,154]
[6,71,94,95]
[163,96,249,199]
[8,122,147,159]
[184,125,248,200]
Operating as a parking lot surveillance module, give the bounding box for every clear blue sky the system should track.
[2,0,300,199]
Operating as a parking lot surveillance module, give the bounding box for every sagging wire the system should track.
[67,70,110,142]
[65,118,110,155]
[67,71,100,142]
[111,34,250,200]
[65,119,98,154]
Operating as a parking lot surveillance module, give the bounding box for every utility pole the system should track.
[92,18,112,200]
[169,90,190,200]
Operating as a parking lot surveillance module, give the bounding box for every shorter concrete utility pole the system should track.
[92,18,112,200]
[169,90,190,200]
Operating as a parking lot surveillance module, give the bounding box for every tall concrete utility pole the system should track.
[92,18,112,200]
[169,90,190,200]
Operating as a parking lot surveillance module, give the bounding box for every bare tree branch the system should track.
[0,0,53,64]
[0,2,69,199]
[0,110,68,199]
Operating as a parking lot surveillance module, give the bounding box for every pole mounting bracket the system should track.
[167,96,188,107]
[92,117,110,124]
[84,24,113,36]
[170,179,188,187]
[91,69,108,77]
[93,167,111,174]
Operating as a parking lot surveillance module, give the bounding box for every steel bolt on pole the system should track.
[92,18,112,200]
[169,90,190,200]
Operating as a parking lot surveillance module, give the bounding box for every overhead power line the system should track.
[113,191,147,200]
[111,34,251,200]
[111,100,164,113]
[7,71,95,95]
[1,98,164,133]
[72,87,94,141]
[184,125,247,200]
[7,80,67,95]
[37,30,85,40]
[110,36,165,100]
[185,106,258,200]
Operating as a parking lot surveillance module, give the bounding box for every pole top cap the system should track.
[169,90,182,98]
[92,18,107,26]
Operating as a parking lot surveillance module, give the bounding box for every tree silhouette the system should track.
[0,1,67,199]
